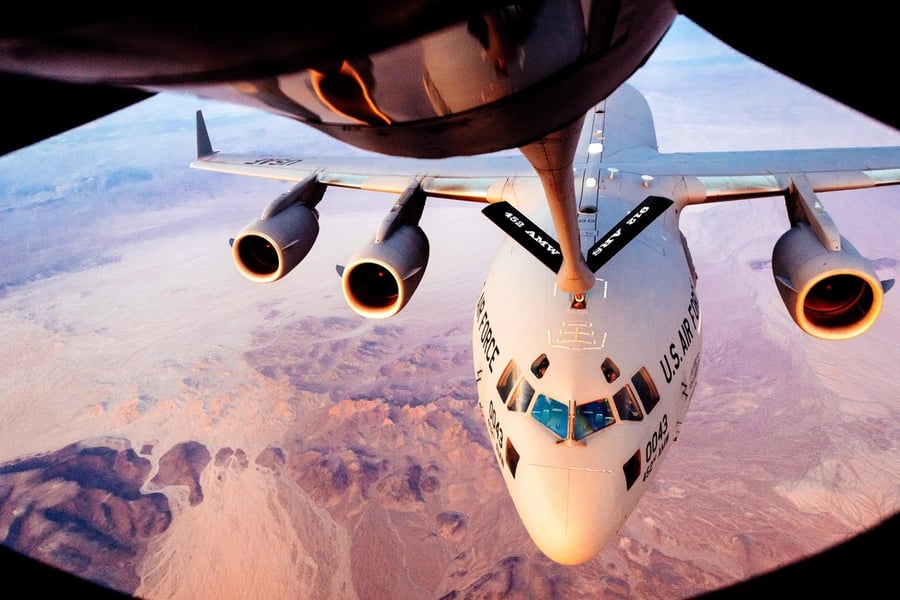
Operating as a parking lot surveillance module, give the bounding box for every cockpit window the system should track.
[631,367,660,414]
[531,394,568,439]
[507,378,535,412]
[601,358,620,384]
[573,398,615,440]
[531,354,549,379]
[496,360,519,402]
[613,386,643,421]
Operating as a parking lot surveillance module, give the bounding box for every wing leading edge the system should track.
[190,110,534,204]
[581,85,900,206]
[192,86,900,210]
[632,147,900,205]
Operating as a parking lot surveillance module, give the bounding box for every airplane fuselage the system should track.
[473,172,702,564]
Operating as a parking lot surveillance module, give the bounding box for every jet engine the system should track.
[341,224,429,319]
[232,176,325,283]
[772,223,885,339]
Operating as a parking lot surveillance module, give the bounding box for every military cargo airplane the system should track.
[191,82,900,563]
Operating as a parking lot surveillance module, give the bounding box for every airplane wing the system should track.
[190,111,534,203]
[623,146,900,205]
[193,82,900,210]
[586,82,900,204]
[538,82,900,208]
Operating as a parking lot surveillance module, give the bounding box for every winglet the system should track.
[196,110,214,158]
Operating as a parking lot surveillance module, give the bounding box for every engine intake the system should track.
[342,224,429,318]
[772,223,884,339]
[231,176,325,283]
[233,203,319,283]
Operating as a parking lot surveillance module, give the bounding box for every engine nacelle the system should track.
[772,223,884,339]
[342,225,429,318]
[232,203,319,283]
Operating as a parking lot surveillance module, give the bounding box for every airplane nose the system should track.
[515,464,624,565]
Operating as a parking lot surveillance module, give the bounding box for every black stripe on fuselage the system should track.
[586,196,673,272]
[482,201,563,273]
